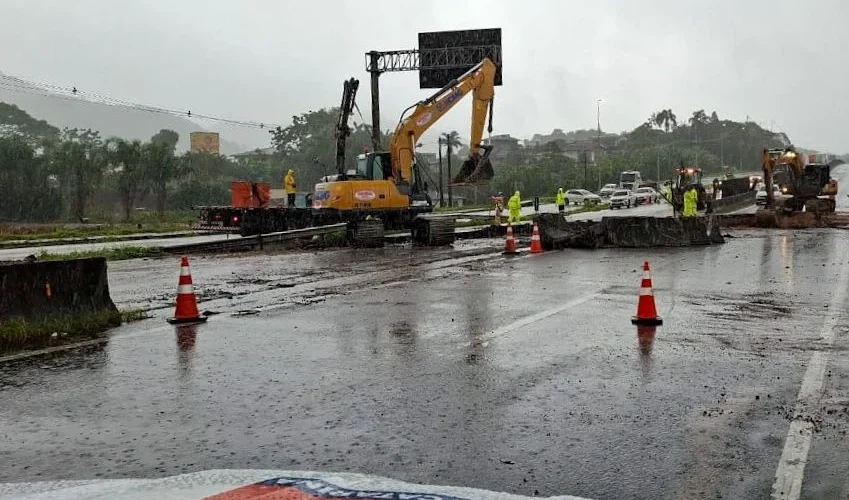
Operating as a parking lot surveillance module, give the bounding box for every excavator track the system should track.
[347,219,385,248]
[804,198,836,213]
[411,217,456,246]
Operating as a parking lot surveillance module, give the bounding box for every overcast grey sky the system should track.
[1,0,847,152]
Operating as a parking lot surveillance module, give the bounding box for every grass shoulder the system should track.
[38,246,164,262]
[0,307,149,354]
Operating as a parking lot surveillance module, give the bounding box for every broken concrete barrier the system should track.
[538,213,724,250]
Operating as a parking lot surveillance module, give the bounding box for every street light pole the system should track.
[437,137,445,207]
[720,122,726,167]
[596,99,603,155]
[443,133,453,207]
[596,99,603,190]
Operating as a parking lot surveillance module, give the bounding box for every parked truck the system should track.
[193,180,312,236]
[619,171,642,191]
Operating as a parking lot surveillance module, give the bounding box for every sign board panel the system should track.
[418,28,502,89]
[190,132,220,155]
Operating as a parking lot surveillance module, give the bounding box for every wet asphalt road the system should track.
[3,225,849,499]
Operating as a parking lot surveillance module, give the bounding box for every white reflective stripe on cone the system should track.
[643,271,651,279]
[177,284,195,294]
[640,288,654,296]
[180,266,191,276]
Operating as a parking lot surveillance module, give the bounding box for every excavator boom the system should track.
[335,78,359,174]
[389,58,497,185]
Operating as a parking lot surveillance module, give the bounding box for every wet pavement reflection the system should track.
[2,228,849,499]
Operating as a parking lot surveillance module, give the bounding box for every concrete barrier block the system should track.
[0,257,118,321]
[538,213,724,250]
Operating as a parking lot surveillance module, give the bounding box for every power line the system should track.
[0,73,283,130]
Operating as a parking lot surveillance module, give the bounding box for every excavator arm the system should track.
[335,78,359,175]
[389,58,497,185]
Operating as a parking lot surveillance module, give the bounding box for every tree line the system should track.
[0,103,286,222]
[488,109,788,197]
[0,100,801,221]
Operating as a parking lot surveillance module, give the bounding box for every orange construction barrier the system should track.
[631,261,662,325]
[529,221,543,254]
[503,224,518,255]
[167,256,208,325]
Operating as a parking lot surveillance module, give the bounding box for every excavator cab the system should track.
[672,166,709,211]
[353,152,393,181]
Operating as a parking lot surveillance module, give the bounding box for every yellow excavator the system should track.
[313,58,497,230]
[761,146,837,212]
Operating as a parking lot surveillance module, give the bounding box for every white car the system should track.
[634,187,660,205]
[609,189,637,209]
[756,185,782,205]
[565,189,602,205]
[598,183,618,198]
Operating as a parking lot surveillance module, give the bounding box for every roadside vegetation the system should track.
[0,310,121,353]
[2,101,835,230]
[0,307,150,354]
[37,246,164,262]
[0,219,192,242]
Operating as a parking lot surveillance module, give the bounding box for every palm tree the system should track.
[444,130,462,154]
[107,138,146,220]
[664,109,678,133]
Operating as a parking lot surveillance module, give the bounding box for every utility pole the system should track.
[444,133,453,207]
[596,99,603,151]
[656,150,660,184]
[596,99,603,189]
[367,51,382,152]
[437,137,445,207]
[583,150,588,189]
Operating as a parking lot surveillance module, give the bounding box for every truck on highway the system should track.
[193,180,313,235]
[619,171,642,191]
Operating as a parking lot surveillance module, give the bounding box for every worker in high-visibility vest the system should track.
[555,188,566,214]
[683,186,698,217]
[284,169,296,207]
[507,191,522,223]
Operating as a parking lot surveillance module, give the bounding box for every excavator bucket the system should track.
[452,145,494,184]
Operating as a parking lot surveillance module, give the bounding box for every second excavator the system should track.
[761,146,838,212]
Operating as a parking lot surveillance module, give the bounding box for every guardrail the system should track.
[712,191,756,214]
[163,223,348,254]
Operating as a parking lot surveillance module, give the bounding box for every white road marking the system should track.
[771,248,849,499]
[481,292,600,341]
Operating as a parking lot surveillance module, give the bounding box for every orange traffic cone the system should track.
[503,223,518,255]
[529,221,543,254]
[167,256,208,325]
[631,261,662,325]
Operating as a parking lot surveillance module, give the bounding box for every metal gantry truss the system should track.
[365,45,502,73]
[364,45,502,150]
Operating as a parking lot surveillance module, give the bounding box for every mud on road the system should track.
[108,239,506,316]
